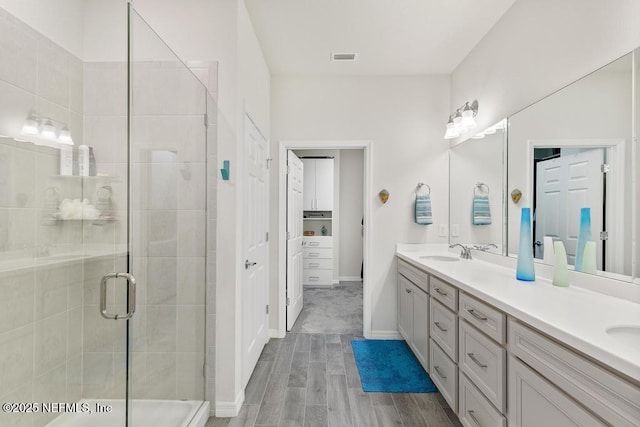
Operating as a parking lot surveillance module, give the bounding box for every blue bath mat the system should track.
[351,340,436,393]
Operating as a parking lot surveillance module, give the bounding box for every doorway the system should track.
[277,141,372,338]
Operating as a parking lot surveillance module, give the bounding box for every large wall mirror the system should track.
[449,121,506,254]
[507,50,637,282]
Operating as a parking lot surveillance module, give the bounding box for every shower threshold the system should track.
[47,399,209,427]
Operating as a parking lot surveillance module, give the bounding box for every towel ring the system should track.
[474,182,489,195]
[415,183,431,196]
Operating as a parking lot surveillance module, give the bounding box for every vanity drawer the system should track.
[459,292,506,344]
[459,373,507,427]
[303,258,332,270]
[459,320,506,412]
[430,276,458,311]
[397,258,429,292]
[303,270,332,286]
[303,248,332,259]
[509,319,640,427]
[430,298,458,362]
[303,236,333,248]
[430,339,458,413]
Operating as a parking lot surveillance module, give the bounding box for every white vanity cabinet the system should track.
[396,253,640,427]
[397,259,430,372]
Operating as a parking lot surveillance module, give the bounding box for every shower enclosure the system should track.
[0,2,216,426]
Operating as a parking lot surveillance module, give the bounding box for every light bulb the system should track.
[57,127,74,145]
[20,117,39,136]
[41,120,57,141]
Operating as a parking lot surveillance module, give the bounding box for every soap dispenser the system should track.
[321,225,327,236]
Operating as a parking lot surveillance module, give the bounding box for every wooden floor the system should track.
[206,332,462,427]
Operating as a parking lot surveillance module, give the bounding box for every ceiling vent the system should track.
[331,52,358,62]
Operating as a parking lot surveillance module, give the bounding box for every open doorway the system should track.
[278,141,372,338]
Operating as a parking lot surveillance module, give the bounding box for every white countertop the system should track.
[396,245,640,382]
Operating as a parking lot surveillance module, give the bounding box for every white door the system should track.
[535,148,604,268]
[286,151,304,330]
[301,158,315,210]
[242,115,269,386]
[315,159,334,210]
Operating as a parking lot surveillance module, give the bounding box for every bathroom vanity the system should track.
[396,245,640,427]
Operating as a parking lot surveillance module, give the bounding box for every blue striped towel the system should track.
[472,194,491,225]
[415,195,433,225]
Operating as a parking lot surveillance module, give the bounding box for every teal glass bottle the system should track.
[574,207,591,272]
[516,207,535,281]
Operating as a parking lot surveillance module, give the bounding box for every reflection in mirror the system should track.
[508,52,634,280]
[449,120,506,254]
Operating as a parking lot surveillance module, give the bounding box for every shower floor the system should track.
[47,399,209,427]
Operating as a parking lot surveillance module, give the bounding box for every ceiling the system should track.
[244,0,516,76]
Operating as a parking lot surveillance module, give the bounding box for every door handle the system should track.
[245,259,257,269]
[100,273,136,320]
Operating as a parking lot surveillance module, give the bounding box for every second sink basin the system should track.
[419,255,460,262]
[605,325,640,350]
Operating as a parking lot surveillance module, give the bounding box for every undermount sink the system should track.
[419,255,460,262]
[605,325,640,349]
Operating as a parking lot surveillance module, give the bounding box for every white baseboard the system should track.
[269,328,285,338]
[193,401,210,426]
[369,330,403,340]
[215,389,244,417]
[339,276,362,282]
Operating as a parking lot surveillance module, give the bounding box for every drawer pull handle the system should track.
[467,308,488,321]
[406,289,412,294]
[309,253,320,257]
[468,410,482,427]
[434,321,447,332]
[310,276,319,280]
[435,288,448,296]
[309,242,319,246]
[309,263,320,267]
[467,353,488,368]
[433,366,447,379]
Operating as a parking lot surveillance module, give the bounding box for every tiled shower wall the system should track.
[0,8,87,427]
[1,6,218,425]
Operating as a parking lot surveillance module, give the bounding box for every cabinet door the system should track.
[302,158,315,210]
[398,275,414,343]
[508,356,605,427]
[314,159,334,210]
[412,289,429,371]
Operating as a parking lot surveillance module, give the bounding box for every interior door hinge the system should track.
[203,363,206,377]
[266,232,269,242]
[204,113,208,128]
[286,165,290,175]
[286,232,290,240]
[266,304,269,314]
[601,163,610,173]
[286,297,291,306]
[266,157,272,169]
[600,231,609,240]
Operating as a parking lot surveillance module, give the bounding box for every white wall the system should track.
[270,75,450,336]
[451,0,640,139]
[339,150,364,280]
[0,0,85,58]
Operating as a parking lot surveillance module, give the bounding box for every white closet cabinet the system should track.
[397,260,430,372]
[302,158,334,211]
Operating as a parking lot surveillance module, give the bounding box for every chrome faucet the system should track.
[449,244,472,259]
[473,243,498,252]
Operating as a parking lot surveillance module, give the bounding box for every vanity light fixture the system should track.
[40,119,57,141]
[57,127,75,145]
[444,100,479,139]
[20,115,40,137]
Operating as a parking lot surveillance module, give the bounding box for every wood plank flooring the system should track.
[207,281,461,426]
[206,332,462,427]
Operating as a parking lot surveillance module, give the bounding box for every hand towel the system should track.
[415,195,433,225]
[472,194,491,225]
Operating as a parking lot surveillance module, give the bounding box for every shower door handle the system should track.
[100,272,137,320]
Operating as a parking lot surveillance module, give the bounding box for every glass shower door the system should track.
[127,5,208,426]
